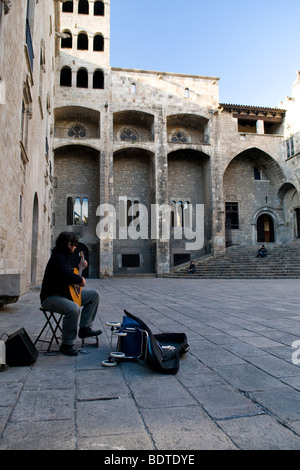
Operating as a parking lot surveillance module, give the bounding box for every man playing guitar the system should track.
[40,232,102,356]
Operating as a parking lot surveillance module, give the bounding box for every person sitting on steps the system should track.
[257,245,267,258]
[187,261,196,273]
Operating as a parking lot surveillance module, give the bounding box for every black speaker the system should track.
[6,328,38,367]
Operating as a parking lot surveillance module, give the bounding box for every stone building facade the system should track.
[1,0,300,302]
[0,0,57,304]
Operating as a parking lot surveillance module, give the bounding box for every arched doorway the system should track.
[257,214,274,243]
[31,193,39,284]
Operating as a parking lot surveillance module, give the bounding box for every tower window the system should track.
[93,70,104,89]
[78,0,89,14]
[77,32,88,50]
[62,1,73,12]
[93,34,104,52]
[60,67,72,86]
[61,31,72,49]
[76,68,88,88]
[94,1,104,16]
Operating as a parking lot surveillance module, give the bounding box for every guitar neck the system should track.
[78,252,85,277]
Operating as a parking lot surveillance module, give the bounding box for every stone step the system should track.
[171,241,300,279]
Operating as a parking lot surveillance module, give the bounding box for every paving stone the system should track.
[189,383,264,420]
[141,405,237,450]
[218,414,300,450]
[213,363,287,392]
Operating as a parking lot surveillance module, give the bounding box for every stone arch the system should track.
[167,113,209,145]
[113,110,155,143]
[223,148,287,246]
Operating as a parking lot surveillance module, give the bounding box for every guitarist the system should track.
[40,232,102,356]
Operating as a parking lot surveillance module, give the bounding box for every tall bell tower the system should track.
[58,0,110,71]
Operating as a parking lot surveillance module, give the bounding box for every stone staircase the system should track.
[170,240,300,279]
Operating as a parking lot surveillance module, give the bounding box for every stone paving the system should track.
[0,277,300,450]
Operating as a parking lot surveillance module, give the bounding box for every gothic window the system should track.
[119,198,140,228]
[77,32,88,50]
[76,68,88,88]
[93,69,104,89]
[78,0,89,14]
[171,131,188,143]
[131,83,136,95]
[185,88,190,98]
[170,199,191,228]
[120,128,138,142]
[94,1,104,16]
[61,31,72,49]
[67,197,73,225]
[68,124,86,138]
[74,197,82,225]
[60,66,72,86]
[62,1,73,13]
[93,34,104,51]
[70,197,89,225]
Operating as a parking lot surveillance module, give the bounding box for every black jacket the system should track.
[40,248,83,302]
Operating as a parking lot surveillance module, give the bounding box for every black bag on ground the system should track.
[123,310,189,374]
[5,328,38,367]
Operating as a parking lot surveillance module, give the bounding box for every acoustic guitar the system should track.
[69,251,85,307]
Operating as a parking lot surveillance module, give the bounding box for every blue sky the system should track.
[110,0,300,108]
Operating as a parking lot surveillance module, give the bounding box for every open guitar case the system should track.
[116,310,189,374]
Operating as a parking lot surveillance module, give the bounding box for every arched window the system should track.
[82,198,88,225]
[93,69,104,89]
[67,197,73,225]
[74,197,82,225]
[68,197,89,225]
[76,68,88,88]
[183,201,191,227]
[170,199,190,228]
[185,88,190,98]
[60,66,72,86]
[61,31,72,49]
[94,1,104,16]
[78,0,89,14]
[93,34,104,51]
[170,201,176,228]
[62,1,73,12]
[131,83,136,95]
[77,32,88,50]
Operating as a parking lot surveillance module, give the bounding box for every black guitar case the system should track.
[123,310,189,374]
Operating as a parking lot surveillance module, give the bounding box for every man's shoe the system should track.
[59,343,78,356]
[78,327,102,339]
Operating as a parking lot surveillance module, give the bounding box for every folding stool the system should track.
[34,308,63,353]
